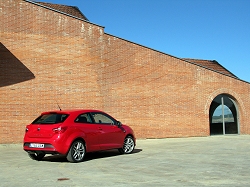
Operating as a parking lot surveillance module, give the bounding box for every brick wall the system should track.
[0,0,250,143]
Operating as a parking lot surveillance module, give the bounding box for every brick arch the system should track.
[204,88,245,116]
[204,89,246,135]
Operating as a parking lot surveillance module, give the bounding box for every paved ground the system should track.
[1,135,250,187]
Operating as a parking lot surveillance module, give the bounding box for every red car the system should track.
[23,109,136,163]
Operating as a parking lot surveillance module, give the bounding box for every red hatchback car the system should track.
[23,109,136,163]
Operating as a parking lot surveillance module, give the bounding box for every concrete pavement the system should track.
[1,135,250,187]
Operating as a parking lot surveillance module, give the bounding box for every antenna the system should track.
[56,102,62,111]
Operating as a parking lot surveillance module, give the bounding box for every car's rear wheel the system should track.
[28,151,45,161]
[118,136,135,154]
[66,140,85,163]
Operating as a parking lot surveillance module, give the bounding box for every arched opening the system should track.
[209,94,239,135]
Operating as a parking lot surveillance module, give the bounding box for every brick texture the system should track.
[0,0,250,143]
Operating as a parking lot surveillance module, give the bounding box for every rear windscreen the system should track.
[32,113,69,124]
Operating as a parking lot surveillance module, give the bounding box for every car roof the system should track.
[41,109,104,115]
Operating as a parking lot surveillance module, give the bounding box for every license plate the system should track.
[29,143,44,148]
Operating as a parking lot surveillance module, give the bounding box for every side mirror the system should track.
[116,121,122,127]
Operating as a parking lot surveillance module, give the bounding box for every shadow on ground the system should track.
[42,148,142,163]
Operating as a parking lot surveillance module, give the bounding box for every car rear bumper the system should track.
[23,138,69,155]
[23,142,59,154]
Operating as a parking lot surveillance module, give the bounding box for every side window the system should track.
[75,113,93,123]
[91,113,115,125]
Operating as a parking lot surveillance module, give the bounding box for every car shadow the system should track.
[42,148,142,163]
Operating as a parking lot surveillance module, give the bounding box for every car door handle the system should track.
[98,127,103,130]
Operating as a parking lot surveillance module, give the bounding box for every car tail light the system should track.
[52,126,67,133]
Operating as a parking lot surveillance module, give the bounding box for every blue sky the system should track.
[42,0,250,82]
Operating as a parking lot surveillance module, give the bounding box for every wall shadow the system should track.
[0,42,35,87]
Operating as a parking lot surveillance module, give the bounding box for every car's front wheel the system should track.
[118,136,135,154]
[66,140,86,163]
[28,151,45,161]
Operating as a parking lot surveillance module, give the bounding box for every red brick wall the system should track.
[100,34,250,138]
[0,0,250,143]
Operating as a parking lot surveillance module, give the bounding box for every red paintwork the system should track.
[23,109,136,155]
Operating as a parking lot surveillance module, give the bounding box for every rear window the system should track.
[32,113,69,124]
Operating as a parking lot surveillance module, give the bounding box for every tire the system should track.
[118,136,135,154]
[28,151,45,161]
[66,140,85,163]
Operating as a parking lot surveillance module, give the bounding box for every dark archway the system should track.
[209,94,239,135]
